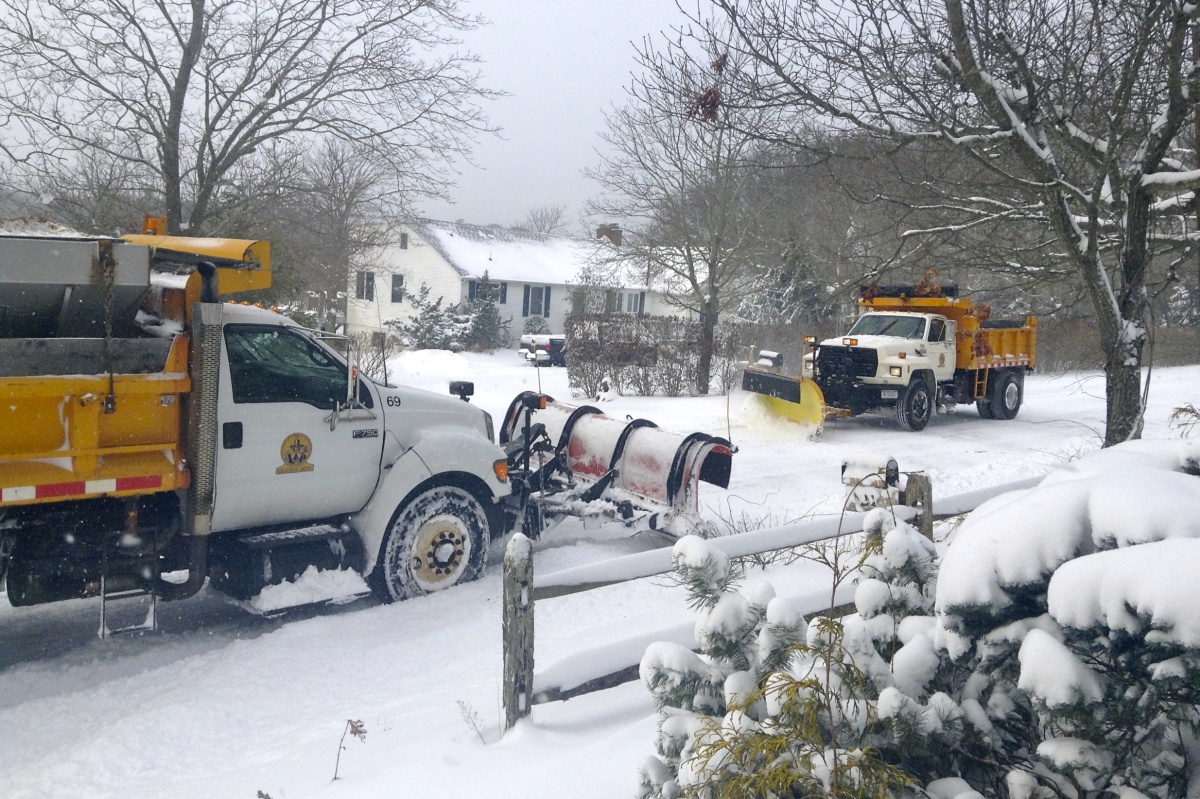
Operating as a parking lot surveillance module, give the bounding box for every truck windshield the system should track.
[848,314,926,340]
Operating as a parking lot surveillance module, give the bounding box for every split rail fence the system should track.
[501,474,1041,731]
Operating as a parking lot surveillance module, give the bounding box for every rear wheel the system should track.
[990,371,1023,420]
[369,485,491,602]
[895,379,932,432]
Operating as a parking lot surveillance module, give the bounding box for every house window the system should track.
[391,274,404,303]
[468,280,508,304]
[400,233,409,249]
[355,271,375,301]
[607,290,646,314]
[522,284,551,317]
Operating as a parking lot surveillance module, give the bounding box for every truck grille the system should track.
[817,346,877,379]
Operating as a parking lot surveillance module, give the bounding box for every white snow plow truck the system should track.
[742,283,1037,432]
[0,227,732,626]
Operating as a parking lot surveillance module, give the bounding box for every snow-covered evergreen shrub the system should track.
[522,314,550,335]
[639,536,805,798]
[464,272,507,351]
[386,284,469,350]
[931,439,1200,797]
[642,441,1200,798]
[639,512,931,798]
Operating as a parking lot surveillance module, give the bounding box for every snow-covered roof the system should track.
[413,219,599,286]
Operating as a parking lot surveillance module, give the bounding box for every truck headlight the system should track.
[889,366,903,377]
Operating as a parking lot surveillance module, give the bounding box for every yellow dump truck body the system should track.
[0,334,191,508]
[0,233,269,510]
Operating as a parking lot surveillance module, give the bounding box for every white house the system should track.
[345,219,675,341]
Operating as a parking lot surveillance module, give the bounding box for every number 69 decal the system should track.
[386,395,402,407]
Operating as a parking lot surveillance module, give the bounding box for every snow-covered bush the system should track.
[642,440,1200,798]
[464,272,508,350]
[933,439,1200,797]
[522,314,550,336]
[639,512,927,798]
[385,284,469,350]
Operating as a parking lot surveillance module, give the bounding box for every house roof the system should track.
[412,219,599,286]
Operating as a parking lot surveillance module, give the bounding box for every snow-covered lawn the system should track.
[1,354,1195,799]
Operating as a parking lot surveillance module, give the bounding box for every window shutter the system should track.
[639,292,646,315]
[543,286,551,317]
[468,280,477,300]
[522,284,530,316]
[500,283,508,304]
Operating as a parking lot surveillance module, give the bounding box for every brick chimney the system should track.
[595,223,622,246]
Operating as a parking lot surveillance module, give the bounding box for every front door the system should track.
[210,324,384,532]
[927,317,957,382]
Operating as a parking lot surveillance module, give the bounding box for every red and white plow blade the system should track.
[501,392,732,535]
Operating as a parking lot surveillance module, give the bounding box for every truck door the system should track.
[210,324,384,532]
[927,317,956,382]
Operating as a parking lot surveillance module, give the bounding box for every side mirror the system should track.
[450,381,474,402]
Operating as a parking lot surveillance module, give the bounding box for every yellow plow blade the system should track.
[741,367,826,428]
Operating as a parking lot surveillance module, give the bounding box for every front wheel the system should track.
[895,379,932,432]
[369,485,491,602]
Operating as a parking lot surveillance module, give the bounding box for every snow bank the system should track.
[0,216,86,237]
[385,349,474,394]
[248,566,369,613]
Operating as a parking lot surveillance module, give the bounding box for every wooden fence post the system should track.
[905,473,933,539]
[503,533,535,732]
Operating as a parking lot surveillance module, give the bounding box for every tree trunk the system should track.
[164,0,207,234]
[696,298,717,395]
[1104,356,1144,446]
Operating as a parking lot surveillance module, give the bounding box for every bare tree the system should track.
[224,140,395,324]
[0,0,497,235]
[587,36,779,395]
[696,0,1200,445]
[518,204,568,234]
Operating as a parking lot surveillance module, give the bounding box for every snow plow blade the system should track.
[741,367,826,428]
[500,392,733,537]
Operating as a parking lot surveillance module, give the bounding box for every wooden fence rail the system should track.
[501,473,1040,731]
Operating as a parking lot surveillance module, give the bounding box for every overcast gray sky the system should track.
[419,1,688,232]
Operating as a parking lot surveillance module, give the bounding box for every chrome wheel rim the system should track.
[1004,380,1019,411]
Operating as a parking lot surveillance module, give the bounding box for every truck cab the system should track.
[188,298,513,604]
[207,304,510,597]
[803,311,955,417]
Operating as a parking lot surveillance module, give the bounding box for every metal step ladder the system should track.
[98,532,159,639]
[974,367,990,400]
